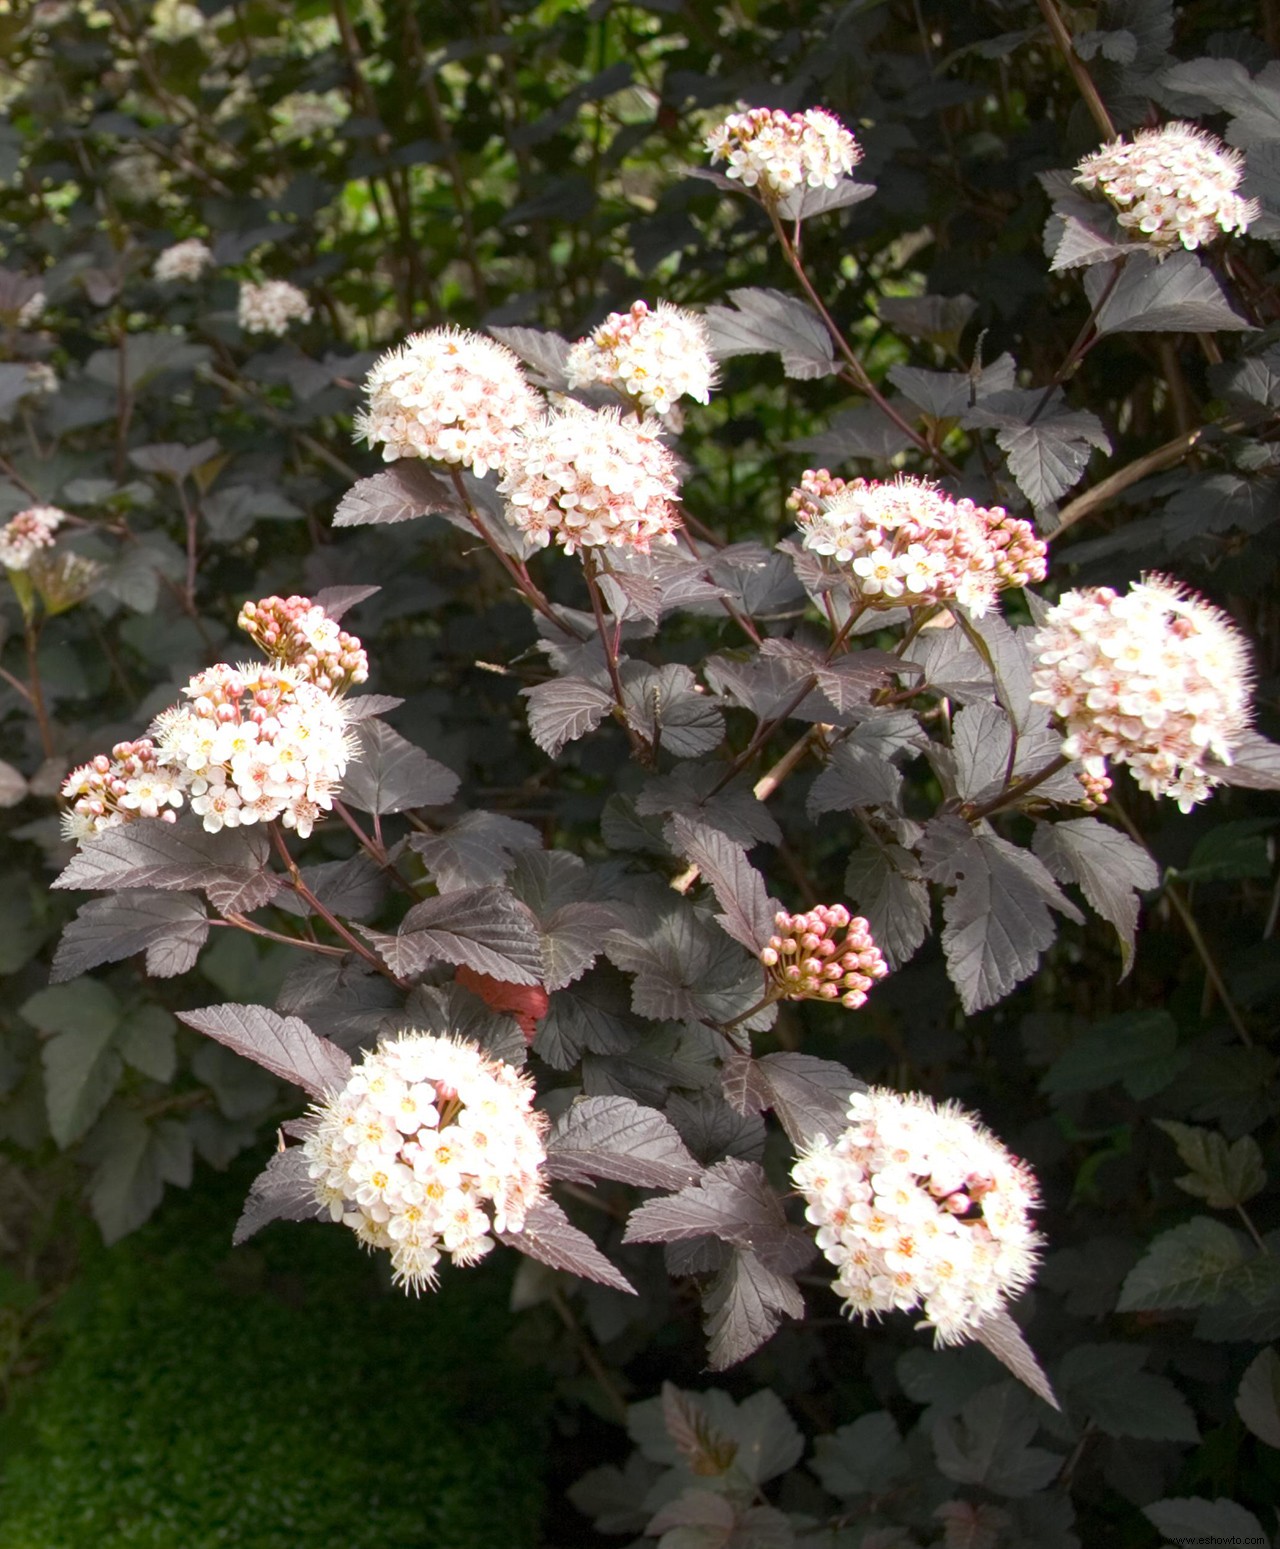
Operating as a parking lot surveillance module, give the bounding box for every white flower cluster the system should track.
[760,904,888,1010]
[1074,122,1259,252]
[355,328,540,478]
[1030,575,1251,811]
[61,739,184,838]
[0,504,65,570]
[302,1033,548,1293]
[154,238,215,283]
[273,90,350,142]
[793,1088,1042,1346]
[237,594,369,694]
[498,404,682,554]
[705,106,862,201]
[150,662,355,838]
[566,300,717,419]
[23,362,58,398]
[61,596,365,842]
[238,279,313,336]
[16,290,45,329]
[793,472,1047,618]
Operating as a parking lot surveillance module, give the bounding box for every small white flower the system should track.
[355,328,539,477]
[705,106,862,202]
[566,300,717,418]
[1075,122,1259,252]
[793,1088,1042,1345]
[238,280,313,336]
[0,505,65,571]
[1030,575,1252,810]
[299,1032,548,1294]
[154,238,215,284]
[498,403,682,554]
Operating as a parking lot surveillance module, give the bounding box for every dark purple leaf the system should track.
[332,462,464,527]
[52,890,208,982]
[341,719,460,814]
[177,1002,352,1098]
[545,1095,702,1190]
[669,819,779,955]
[498,1196,635,1293]
[757,1052,862,1149]
[233,1147,327,1244]
[703,1248,805,1371]
[521,676,614,757]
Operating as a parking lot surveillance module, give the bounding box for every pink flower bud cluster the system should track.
[565,300,717,419]
[355,328,540,478]
[498,404,682,555]
[237,594,369,694]
[150,661,355,838]
[786,467,851,522]
[237,279,312,336]
[1030,575,1252,812]
[792,1088,1042,1346]
[0,504,65,571]
[61,597,362,844]
[60,738,185,841]
[760,904,888,1009]
[302,1032,548,1294]
[154,238,215,283]
[793,473,1047,618]
[705,106,862,201]
[1074,122,1259,253]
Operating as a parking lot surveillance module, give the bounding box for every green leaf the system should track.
[1117,1217,1250,1312]
[933,1383,1063,1497]
[117,1004,177,1083]
[1235,1347,1280,1448]
[812,1413,909,1498]
[1144,1498,1267,1547]
[1176,819,1275,884]
[1059,1343,1199,1442]
[1040,1010,1185,1100]
[41,1023,123,1148]
[1155,1120,1267,1209]
[22,977,121,1038]
[84,1110,192,1244]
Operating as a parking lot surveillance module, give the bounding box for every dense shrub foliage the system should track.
[0,1,1279,1546]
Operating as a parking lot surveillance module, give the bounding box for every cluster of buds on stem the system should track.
[61,738,184,836]
[0,505,65,571]
[237,594,369,693]
[760,905,888,1009]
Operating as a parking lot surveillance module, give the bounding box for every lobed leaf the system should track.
[331,462,463,527]
[52,890,209,982]
[498,1196,635,1293]
[341,719,460,814]
[177,1003,352,1099]
[545,1095,702,1190]
[233,1147,328,1244]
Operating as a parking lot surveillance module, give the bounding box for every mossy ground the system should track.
[0,1160,546,1549]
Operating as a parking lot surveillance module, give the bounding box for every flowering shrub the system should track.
[2,4,1280,1547]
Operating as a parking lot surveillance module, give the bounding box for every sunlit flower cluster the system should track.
[0,504,65,570]
[355,328,539,477]
[238,594,369,694]
[499,403,682,554]
[61,738,184,841]
[793,1088,1042,1346]
[15,290,45,329]
[23,362,58,397]
[154,238,215,283]
[1074,122,1259,252]
[1030,575,1252,811]
[760,905,887,1010]
[150,662,356,837]
[302,1032,548,1293]
[272,89,350,142]
[237,279,313,336]
[794,473,1047,617]
[566,300,717,419]
[61,598,363,843]
[705,106,862,201]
